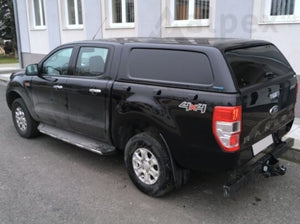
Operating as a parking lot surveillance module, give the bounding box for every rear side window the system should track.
[75,47,109,76]
[128,49,213,85]
[225,45,294,89]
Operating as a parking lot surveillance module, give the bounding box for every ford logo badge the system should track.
[269,91,280,100]
[269,105,279,115]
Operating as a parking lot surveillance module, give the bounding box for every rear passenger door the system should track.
[64,45,113,141]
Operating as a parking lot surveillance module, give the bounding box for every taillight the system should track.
[212,106,242,153]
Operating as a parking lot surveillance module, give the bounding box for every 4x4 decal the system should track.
[178,102,207,113]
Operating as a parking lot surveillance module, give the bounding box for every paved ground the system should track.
[0,63,20,74]
[0,82,300,224]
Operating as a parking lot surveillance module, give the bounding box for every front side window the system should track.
[263,0,300,23]
[110,0,135,27]
[172,0,210,26]
[75,47,109,76]
[31,0,46,28]
[43,48,73,76]
[64,0,83,28]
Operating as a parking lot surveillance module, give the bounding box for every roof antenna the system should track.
[92,17,107,40]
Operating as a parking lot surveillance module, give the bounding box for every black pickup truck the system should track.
[6,38,297,197]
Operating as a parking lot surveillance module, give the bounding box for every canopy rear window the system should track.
[225,45,294,89]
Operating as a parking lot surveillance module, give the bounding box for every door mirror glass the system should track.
[25,64,39,76]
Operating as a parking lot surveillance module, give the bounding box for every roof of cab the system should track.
[71,37,271,51]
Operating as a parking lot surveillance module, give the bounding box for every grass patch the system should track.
[0,55,19,64]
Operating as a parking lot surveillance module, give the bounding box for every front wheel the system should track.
[124,132,175,197]
[11,98,39,138]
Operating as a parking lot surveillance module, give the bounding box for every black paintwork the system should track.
[6,38,297,171]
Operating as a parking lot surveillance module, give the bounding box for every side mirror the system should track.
[25,64,39,76]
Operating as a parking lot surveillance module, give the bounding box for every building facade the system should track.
[13,0,300,74]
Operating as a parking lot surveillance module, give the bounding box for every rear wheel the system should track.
[11,98,39,138]
[124,132,175,197]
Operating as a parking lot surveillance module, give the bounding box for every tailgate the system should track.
[225,44,297,151]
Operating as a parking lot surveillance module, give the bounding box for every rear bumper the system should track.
[223,137,294,197]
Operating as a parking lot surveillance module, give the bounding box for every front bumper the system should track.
[223,138,294,197]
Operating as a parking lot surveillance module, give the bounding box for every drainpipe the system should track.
[12,0,23,68]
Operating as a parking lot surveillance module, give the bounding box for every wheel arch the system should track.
[111,114,163,151]
[114,114,189,190]
[6,90,22,110]
[6,88,38,121]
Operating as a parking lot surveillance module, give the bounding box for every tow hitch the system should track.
[223,138,293,198]
[262,156,287,177]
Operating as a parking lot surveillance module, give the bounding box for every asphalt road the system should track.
[0,84,300,224]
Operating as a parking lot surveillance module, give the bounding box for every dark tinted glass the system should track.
[194,0,210,19]
[126,0,134,22]
[129,49,213,85]
[225,45,294,89]
[33,0,41,26]
[175,0,189,20]
[67,0,76,25]
[113,0,122,23]
[271,0,295,15]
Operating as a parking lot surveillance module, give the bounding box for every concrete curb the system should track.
[0,80,7,86]
[0,70,19,74]
[0,75,9,86]
[281,148,300,164]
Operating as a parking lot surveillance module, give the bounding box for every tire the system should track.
[124,132,175,197]
[11,98,39,138]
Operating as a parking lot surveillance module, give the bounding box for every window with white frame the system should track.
[263,0,300,23]
[31,0,46,29]
[64,0,83,28]
[171,0,210,26]
[109,0,135,27]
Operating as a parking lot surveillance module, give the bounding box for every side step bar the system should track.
[38,123,116,156]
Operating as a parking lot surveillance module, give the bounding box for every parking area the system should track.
[0,84,299,224]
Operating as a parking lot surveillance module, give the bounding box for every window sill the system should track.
[259,20,300,25]
[63,25,84,30]
[260,16,300,25]
[106,23,135,29]
[166,20,210,28]
[30,27,47,31]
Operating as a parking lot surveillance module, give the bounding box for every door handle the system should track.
[89,88,102,94]
[53,85,63,90]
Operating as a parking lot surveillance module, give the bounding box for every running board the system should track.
[38,123,116,156]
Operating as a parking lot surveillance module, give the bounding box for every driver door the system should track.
[30,47,74,129]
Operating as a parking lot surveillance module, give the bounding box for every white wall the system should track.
[16,0,30,53]
[58,0,86,44]
[252,0,300,74]
[215,0,253,38]
[28,30,50,54]
[26,0,50,54]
